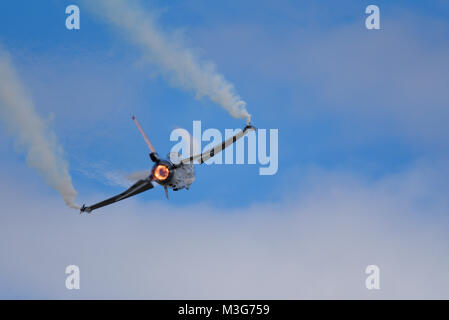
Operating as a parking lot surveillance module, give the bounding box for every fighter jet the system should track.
[80,116,256,213]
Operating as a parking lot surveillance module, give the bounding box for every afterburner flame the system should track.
[154,164,170,181]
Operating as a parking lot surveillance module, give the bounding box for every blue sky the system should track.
[1,0,449,298]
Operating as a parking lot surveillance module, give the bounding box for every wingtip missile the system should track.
[244,123,256,132]
[80,204,92,214]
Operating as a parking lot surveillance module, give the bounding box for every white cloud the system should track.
[0,161,448,299]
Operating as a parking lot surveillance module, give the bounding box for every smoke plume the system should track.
[89,0,251,123]
[0,48,79,209]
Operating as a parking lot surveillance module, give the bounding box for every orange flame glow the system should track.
[154,164,170,181]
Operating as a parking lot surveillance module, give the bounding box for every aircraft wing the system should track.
[181,124,256,165]
[80,178,154,213]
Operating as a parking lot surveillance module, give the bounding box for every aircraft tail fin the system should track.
[132,115,156,154]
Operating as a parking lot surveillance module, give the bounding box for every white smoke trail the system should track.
[89,0,251,123]
[0,48,79,209]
